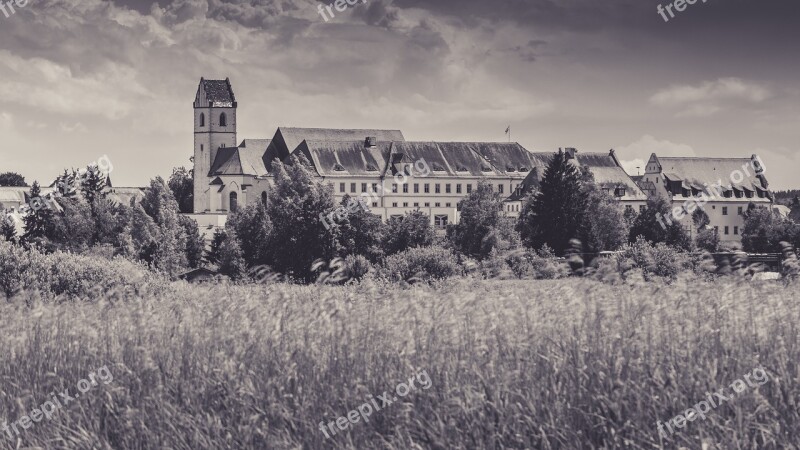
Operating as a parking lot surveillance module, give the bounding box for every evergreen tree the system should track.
[22,182,55,246]
[168,166,194,214]
[206,228,227,266]
[53,169,79,197]
[516,150,588,255]
[383,210,435,255]
[267,155,339,282]
[80,164,108,205]
[579,168,629,252]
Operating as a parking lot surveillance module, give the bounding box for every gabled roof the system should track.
[517,150,648,202]
[273,127,405,159]
[209,146,269,177]
[653,156,769,192]
[296,140,393,177]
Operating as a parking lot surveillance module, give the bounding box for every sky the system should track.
[0,0,798,189]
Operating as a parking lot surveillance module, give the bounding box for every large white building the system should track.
[190,78,649,231]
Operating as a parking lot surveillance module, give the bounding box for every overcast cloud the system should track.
[0,0,797,188]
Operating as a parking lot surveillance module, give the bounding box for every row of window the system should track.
[716,226,740,236]
[390,202,453,208]
[198,113,227,127]
[390,214,450,229]
[339,182,515,195]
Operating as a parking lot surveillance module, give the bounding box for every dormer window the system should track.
[481,165,492,172]
[615,187,626,197]
[366,164,378,172]
[456,166,468,172]
[432,163,446,172]
[506,166,516,173]
[219,113,227,127]
[519,167,529,172]
[199,113,205,127]
[333,164,346,172]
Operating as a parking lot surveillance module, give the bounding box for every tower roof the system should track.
[197,78,236,107]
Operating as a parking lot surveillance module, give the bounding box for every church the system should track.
[190,78,649,231]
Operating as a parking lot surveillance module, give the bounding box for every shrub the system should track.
[0,240,167,300]
[343,254,372,281]
[380,245,462,282]
[617,236,692,280]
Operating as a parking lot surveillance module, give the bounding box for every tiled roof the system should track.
[201,79,235,106]
[656,156,768,191]
[297,140,393,177]
[276,127,405,156]
[209,146,269,177]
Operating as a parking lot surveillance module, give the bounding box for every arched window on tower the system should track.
[229,191,238,213]
[261,191,267,205]
[199,113,205,127]
[219,112,227,127]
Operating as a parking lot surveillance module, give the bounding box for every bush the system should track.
[617,236,692,280]
[343,254,372,281]
[379,245,462,282]
[0,240,167,300]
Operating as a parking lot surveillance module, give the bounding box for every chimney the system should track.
[365,136,377,147]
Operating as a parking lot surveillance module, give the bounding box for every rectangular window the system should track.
[414,183,419,193]
[446,203,451,207]
[424,202,430,207]
[499,184,504,194]
[392,184,398,193]
[738,206,743,215]
[466,184,472,193]
[372,202,378,208]
[392,202,398,207]
[435,202,441,207]
[340,183,345,193]
[456,184,462,194]
[350,183,356,193]
[435,184,440,194]
[722,207,728,216]
[424,184,430,193]
[403,184,409,193]
[414,202,419,207]
[734,226,739,235]
[434,214,448,229]
[446,184,451,193]
[372,183,378,193]
[362,183,367,193]
[639,205,646,213]
[724,226,730,235]
[403,202,408,207]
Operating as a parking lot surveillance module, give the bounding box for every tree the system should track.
[516,150,588,255]
[695,228,720,252]
[741,206,797,253]
[790,196,800,223]
[53,169,79,197]
[336,194,385,262]
[267,155,339,282]
[448,181,507,258]
[22,182,56,246]
[692,208,710,230]
[218,230,247,280]
[628,196,691,250]
[49,197,95,252]
[141,177,187,275]
[581,169,629,252]
[179,215,205,269]
[206,228,227,266]
[225,201,272,267]
[168,167,194,214]
[1,216,17,243]
[383,210,436,256]
[80,164,108,205]
[0,172,27,187]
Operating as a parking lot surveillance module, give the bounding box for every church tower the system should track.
[193,78,237,213]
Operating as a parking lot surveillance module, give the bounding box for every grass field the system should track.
[0,276,798,449]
